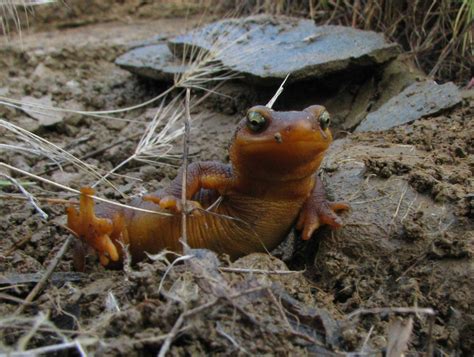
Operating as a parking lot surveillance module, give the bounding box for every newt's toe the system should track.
[297,200,350,240]
[67,188,121,266]
[143,194,203,214]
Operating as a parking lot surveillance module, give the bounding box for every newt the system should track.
[67,105,349,267]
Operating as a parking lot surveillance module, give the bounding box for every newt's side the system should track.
[67,105,349,267]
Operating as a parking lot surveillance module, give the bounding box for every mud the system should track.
[0,5,473,356]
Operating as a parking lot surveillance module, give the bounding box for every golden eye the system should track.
[246,111,267,132]
[319,111,330,130]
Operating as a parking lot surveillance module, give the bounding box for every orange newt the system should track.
[67,105,349,267]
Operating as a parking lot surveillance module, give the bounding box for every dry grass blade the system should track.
[93,93,187,186]
[180,89,192,248]
[266,73,290,109]
[0,0,56,38]
[0,173,48,219]
[0,119,117,190]
[0,88,174,119]
[0,162,173,216]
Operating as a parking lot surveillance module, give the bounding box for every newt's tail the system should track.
[67,187,123,266]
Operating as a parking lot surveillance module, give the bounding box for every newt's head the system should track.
[230,105,333,181]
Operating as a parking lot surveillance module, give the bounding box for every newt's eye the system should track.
[319,111,330,130]
[246,111,267,132]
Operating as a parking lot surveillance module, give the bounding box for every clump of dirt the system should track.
[362,102,473,217]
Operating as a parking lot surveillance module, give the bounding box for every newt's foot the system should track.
[296,200,350,241]
[143,194,203,214]
[67,188,122,266]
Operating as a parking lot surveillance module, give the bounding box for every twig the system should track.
[181,88,192,248]
[360,325,374,352]
[347,307,435,319]
[15,232,74,315]
[158,299,219,357]
[0,293,34,305]
[219,267,303,275]
[6,340,93,356]
[157,255,193,295]
[266,288,293,331]
[0,194,78,206]
[0,272,84,285]
[216,322,249,354]
[390,183,409,225]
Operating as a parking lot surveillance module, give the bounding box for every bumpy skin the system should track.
[67,105,349,266]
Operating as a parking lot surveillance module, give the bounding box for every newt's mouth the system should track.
[238,132,330,151]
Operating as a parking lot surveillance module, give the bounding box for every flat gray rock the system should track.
[116,15,400,85]
[115,44,188,82]
[168,15,400,84]
[21,95,64,127]
[356,81,462,132]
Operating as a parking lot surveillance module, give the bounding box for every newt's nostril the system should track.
[274,132,283,143]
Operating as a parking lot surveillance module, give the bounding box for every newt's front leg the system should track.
[143,161,234,212]
[296,175,349,240]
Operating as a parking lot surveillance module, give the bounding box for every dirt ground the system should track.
[0,3,472,356]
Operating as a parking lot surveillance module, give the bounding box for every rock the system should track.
[168,15,401,84]
[14,116,41,133]
[355,81,462,132]
[51,171,83,187]
[103,117,129,131]
[65,80,83,96]
[32,63,55,79]
[340,59,425,131]
[20,95,64,127]
[62,100,84,126]
[115,44,188,82]
[116,15,400,85]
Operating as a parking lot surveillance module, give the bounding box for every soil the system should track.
[0,4,472,356]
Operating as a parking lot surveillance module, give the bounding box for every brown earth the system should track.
[0,4,472,356]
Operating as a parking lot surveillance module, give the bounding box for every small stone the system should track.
[21,95,65,127]
[66,80,83,96]
[14,115,41,133]
[356,81,462,132]
[51,171,83,187]
[104,118,128,131]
